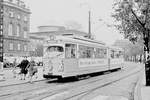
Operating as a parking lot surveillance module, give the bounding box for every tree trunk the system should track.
[144,34,150,86]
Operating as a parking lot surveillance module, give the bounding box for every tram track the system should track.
[0,69,121,100]
[0,79,60,98]
[0,64,142,100]
[0,78,47,88]
[40,65,142,100]
[64,68,141,100]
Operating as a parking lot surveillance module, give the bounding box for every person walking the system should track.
[26,59,38,83]
[17,57,29,80]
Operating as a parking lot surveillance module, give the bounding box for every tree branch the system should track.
[131,9,145,29]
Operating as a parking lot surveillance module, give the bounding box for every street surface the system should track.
[0,62,143,100]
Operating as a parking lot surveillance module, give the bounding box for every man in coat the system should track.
[17,57,29,80]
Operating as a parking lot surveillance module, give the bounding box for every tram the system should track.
[43,35,124,79]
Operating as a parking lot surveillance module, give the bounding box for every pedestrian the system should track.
[13,58,17,67]
[26,59,38,83]
[3,59,10,68]
[17,56,29,80]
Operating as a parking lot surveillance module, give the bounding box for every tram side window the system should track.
[79,45,87,58]
[119,51,124,58]
[115,51,120,58]
[111,50,115,58]
[87,47,94,58]
[65,44,76,58]
[79,45,94,58]
[111,50,123,58]
[103,49,107,58]
[95,48,107,58]
[116,51,123,58]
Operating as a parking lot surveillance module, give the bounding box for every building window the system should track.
[0,25,3,29]
[0,31,2,35]
[24,45,27,51]
[0,43,2,47]
[17,44,21,51]
[23,31,27,38]
[9,43,13,50]
[16,24,20,36]
[8,23,13,36]
[9,11,14,18]
[17,14,21,20]
[24,16,27,22]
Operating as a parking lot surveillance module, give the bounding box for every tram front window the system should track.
[44,46,64,58]
[46,46,64,52]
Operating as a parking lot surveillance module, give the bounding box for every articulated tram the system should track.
[43,35,124,79]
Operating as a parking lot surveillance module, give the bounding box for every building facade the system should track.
[2,0,30,58]
[0,0,4,62]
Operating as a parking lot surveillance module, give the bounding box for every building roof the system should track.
[29,29,88,37]
[3,0,30,13]
[38,25,66,29]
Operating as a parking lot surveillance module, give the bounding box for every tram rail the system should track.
[0,64,142,100]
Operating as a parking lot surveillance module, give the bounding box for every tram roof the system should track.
[108,45,124,51]
[45,35,106,46]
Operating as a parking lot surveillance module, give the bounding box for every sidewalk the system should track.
[140,71,150,100]
[0,66,45,87]
[134,66,150,100]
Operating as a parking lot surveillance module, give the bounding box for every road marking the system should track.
[42,91,69,100]
[91,95,128,100]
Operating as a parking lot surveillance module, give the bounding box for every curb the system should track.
[134,69,144,100]
[0,78,46,88]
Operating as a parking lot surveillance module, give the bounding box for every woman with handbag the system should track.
[26,59,38,83]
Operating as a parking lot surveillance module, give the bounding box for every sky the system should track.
[25,0,123,45]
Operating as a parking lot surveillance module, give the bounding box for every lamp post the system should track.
[80,2,92,39]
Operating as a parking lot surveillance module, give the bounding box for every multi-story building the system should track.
[2,0,30,58]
